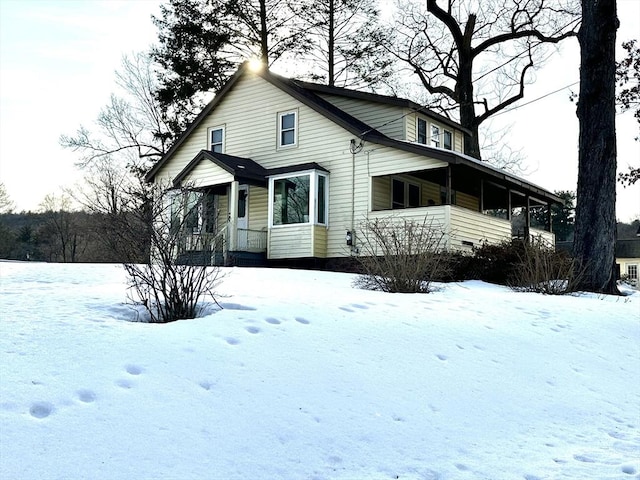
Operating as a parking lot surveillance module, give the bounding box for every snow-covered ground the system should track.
[0,262,638,480]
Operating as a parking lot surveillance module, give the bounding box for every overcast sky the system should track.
[0,0,638,221]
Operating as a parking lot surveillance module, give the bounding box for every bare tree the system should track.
[0,183,15,214]
[38,193,87,263]
[573,0,618,294]
[60,52,172,171]
[391,0,580,159]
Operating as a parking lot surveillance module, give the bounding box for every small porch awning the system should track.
[173,150,331,190]
[173,150,269,188]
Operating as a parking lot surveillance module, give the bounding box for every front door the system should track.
[237,185,249,250]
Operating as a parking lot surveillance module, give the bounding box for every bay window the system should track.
[270,171,328,226]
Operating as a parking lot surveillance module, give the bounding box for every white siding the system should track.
[317,94,407,139]
[180,161,234,186]
[268,225,313,259]
[248,186,268,231]
[448,205,511,250]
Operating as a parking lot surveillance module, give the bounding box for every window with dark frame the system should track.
[417,118,427,144]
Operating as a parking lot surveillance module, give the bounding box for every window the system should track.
[443,130,453,150]
[317,174,327,224]
[209,126,225,153]
[417,118,427,144]
[392,178,420,209]
[270,171,328,226]
[278,110,297,147]
[628,264,638,281]
[431,124,440,147]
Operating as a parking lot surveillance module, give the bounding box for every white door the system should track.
[237,185,249,250]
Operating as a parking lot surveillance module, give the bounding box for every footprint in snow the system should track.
[245,326,261,334]
[76,389,96,403]
[265,317,281,325]
[436,354,448,361]
[339,306,354,312]
[295,317,310,325]
[225,337,240,345]
[29,402,53,419]
[125,364,143,375]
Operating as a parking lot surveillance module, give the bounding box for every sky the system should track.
[1,262,638,479]
[0,0,639,221]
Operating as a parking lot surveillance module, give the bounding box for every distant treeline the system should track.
[0,211,148,263]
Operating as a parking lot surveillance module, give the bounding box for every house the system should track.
[615,239,640,286]
[145,62,560,266]
[556,238,640,288]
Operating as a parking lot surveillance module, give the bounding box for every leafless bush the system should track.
[124,183,223,323]
[509,236,586,295]
[353,216,450,293]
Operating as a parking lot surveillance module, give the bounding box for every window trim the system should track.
[277,110,298,149]
[417,118,427,144]
[627,263,638,280]
[443,129,453,150]
[430,124,441,148]
[268,169,328,227]
[208,125,225,153]
[391,176,421,209]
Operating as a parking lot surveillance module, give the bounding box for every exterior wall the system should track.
[181,161,234,187]
[448,205,511,250]
[317,93,407,140]
[268,225,313,259]
[617,258,639,286]
[312,225,328,258]
[248,185,268,231]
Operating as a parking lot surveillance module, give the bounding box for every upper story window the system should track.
[278,110,297,148]
[430,125,440,148]
[270,171,328,226]
[209,126,225,153]
[417,118,427,144]
[443,130,453,150]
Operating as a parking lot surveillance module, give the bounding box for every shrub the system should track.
[469,239,527,285]
[124,184,224,323]
[509,236,586,294]
[352,216,450,293]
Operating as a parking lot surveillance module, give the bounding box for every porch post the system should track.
[228,180,239,252]
[480,179,484,212]
[547,202,553,233]
[507,190,512,221]
[524,195,531,243]
[446,166,452,205]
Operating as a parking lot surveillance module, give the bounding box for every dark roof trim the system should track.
[294,80,470,135]
[173,151,329,188]
[266,162,329,177]
[173,150,268,187]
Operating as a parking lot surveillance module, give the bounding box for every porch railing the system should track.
[237,228,268,252]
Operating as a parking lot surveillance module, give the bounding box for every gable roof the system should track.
[146,63,561,204]
[173,151,268,187]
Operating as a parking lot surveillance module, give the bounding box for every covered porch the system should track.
[172,151,269,266]
[370,163,559,249]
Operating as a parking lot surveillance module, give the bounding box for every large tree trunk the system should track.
[574,0,619,294]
